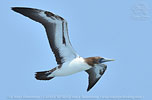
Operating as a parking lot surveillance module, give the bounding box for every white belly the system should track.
[51,57,91,76]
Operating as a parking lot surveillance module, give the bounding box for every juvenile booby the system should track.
[12,7,114,91]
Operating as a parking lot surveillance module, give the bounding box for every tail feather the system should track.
[35,67,56,80]
[35,70,54,80]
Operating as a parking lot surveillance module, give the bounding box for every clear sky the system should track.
[0,0,152,100]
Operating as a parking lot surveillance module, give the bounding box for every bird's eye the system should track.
[99,58,104,63]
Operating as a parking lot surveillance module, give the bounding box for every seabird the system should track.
[12,7,114,91]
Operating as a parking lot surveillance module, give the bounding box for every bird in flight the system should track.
[12,7,114,91]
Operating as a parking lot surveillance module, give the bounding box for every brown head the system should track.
[84,56,114,67]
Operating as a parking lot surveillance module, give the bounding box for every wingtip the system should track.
[11,7,21,10]
[11,7,29,12]
[11,7,22,12]
[87,88,91,92]
[11,7,16,11]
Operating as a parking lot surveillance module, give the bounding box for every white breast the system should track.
[52,57,91,76]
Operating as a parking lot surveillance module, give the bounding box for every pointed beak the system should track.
[102,58,115,63]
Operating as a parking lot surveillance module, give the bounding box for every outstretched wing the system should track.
[85,64,107,91]
[12,7,78,65]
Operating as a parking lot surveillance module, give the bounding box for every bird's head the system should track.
[85,56,114,67]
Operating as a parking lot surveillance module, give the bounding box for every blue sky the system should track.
[0,0,152,100]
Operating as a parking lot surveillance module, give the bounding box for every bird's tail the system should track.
[35,68,56,80]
